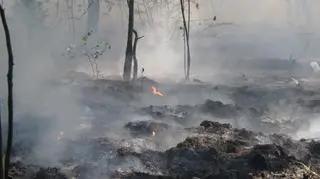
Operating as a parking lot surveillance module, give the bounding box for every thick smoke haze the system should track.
[2,0,318,79]
[1,0,320,170]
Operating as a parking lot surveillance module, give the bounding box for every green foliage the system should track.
[64,31,111,79]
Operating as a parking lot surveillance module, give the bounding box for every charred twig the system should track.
[140,67,145,89]
[0,4,14,179]
[132,29,144,80]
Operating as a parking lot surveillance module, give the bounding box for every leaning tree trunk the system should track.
[87,0,100,33]
[180,0,191,81]
[0,5,14,179]
[132,29,144,80]
[123,0,134,81]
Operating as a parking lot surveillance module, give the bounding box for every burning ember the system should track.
[151,86,164,96]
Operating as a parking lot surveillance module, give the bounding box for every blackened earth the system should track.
[9,77,320,179]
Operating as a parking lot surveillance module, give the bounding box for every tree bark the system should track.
[123,0,134,81]
[87,0,100,33]
[180,0,191,80]
[132,29,143,80]
[0,5,14,179]
[132,29,138,80]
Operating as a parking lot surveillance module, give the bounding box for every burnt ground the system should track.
[8,75,320,179]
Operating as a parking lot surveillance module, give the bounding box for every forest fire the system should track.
[4,1,320,179]
[151,86,164,96]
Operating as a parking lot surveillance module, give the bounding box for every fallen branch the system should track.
[0,4,14,179]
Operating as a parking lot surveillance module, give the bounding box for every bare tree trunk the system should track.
[132,30,138,80]
[87,0,100,33]
[132,29,143,80]
[187,0,190,32]
[123,0,134,81]
[183,31,186,78]
[0,5,14,179]
[180,0,191,80]
[187,0,191,79]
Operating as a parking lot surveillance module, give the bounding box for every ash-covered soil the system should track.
[9,75,320,179]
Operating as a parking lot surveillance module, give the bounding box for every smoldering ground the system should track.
[1,0,320,178]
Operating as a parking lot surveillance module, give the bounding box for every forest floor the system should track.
[8,72,320,179]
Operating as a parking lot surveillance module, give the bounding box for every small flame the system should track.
[151,86,164,96]
[152,131,156,136]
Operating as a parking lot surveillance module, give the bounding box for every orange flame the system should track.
[151,86,164,96]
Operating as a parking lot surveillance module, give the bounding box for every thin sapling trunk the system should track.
[187,0,191,79]
[0,4,14,179]
[180,0,191,80]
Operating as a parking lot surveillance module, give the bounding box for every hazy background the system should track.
[2,0,320,80]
